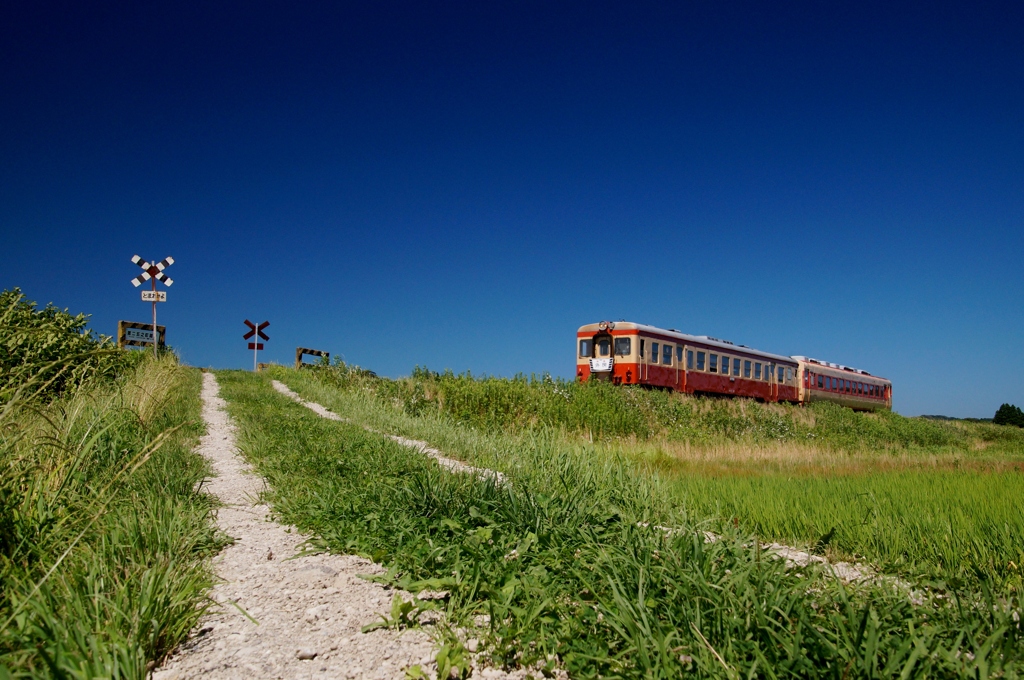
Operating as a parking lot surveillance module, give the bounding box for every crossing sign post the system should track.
[130,255,174,358]
[244,320,270,371]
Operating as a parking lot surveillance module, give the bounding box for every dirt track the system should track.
[154,373,441,680]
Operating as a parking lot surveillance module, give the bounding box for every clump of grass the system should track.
[309,362,1024,456]
[219,370,1023,679]
[0,356,222,678]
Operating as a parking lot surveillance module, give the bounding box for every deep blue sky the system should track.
[2,1,1022,417]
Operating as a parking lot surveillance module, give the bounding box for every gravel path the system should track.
[154,373,464,680]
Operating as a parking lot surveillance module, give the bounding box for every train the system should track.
[576,321,892,411]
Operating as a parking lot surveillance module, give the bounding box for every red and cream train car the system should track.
[794,356,892,410]
[576,321,801,403]
[576,321,891,411]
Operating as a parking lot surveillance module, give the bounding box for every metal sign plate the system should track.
[141,290,167,302]
[117,320,166,348]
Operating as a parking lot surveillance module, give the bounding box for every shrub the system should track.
[0,288,137,402]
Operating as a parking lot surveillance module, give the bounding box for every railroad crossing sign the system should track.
[130,255,174,288]
[130,254,174,358]
[244,320,270,371]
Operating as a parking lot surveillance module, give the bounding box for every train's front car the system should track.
[576,321,637,385]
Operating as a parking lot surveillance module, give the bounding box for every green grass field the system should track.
[5,283,1022,678]
[275,364,1024,591]
[0,357,222,679]
[219,365,1024,678]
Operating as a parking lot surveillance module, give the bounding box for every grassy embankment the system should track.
[276,364,1024,590]
[1,289,221,679]
[217,367,1022,678]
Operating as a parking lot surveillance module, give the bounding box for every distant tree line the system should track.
[993,403,1024,428]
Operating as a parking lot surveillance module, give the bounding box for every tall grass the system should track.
[0,357,222,679]
[312,362,1024,456]
[283,364,1024,590]
[218,370,1023,679]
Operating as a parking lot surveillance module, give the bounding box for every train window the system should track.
[579,339,592,357]
[786,368,792,382]
[651,342,659,364]
[754,363,762,380]
[639,339,645,358]
[744,360,751,378]
[677,346,683,363]
[720,356,728,375]
[733,359,740,377]
[832,378,838,391]
[709,354,718,373]
[766,364,773,381]
[817,375,824,389]
[614,337,631,356]
[687,350,694,369]
[663,344,673,365]
[598,338,611,356]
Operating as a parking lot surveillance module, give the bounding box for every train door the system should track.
[639,337,646,382]
[590,333,613,380]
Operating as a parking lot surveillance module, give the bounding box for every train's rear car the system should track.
[793,356,892,411]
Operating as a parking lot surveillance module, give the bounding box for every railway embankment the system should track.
[218,366,1022,678]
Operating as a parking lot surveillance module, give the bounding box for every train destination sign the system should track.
[141,290,167,302]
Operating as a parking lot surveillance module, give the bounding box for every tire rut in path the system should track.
[155,372,444,680]
[270,380,505,485]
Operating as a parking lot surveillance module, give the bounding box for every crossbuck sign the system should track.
[130,255,174,358]
[244,320,270,371]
